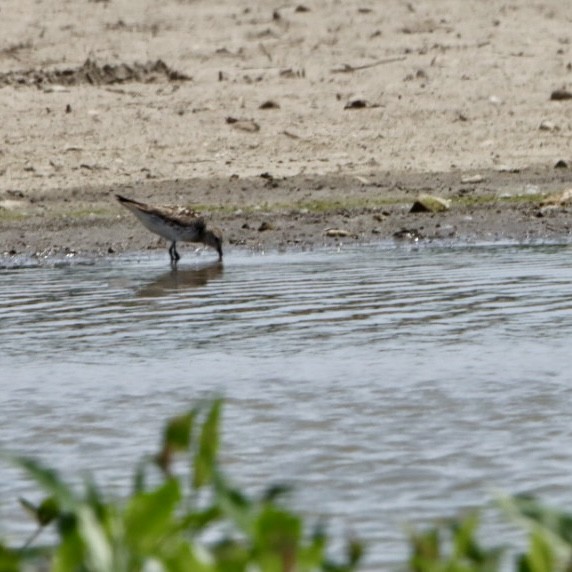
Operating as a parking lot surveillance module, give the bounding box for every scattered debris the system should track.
[539,120,559,131]
[282,130,301,139]
[393,228,424,241]
[258,42,273,62]
[410,193,451,213]
[461,174,484,184]
[400,19,452,34]
[495,165,521,173]
[259,100,280,109]
[344,98,369,109]
[279,68,305,78]
[0,59,190,89]
[225,116,260,132]
[541,188,572,206]
[331,56,406,74]
[405,69,428,81]
[6,190,25,198]
[325,228,352,238]
[550,89,572,101]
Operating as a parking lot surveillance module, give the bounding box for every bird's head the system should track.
[203,228,223,261]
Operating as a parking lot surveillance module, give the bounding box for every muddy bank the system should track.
[2,167,572,262]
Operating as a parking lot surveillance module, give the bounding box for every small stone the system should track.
[344,98,368,109]
[259,100,280,109]
[550,89,572,101]
[258,221,273,232]
[461,174,484,184]
[225,116,260,132]
[410,193,451,213]
[495,165,520,173]
[325,228,351,237]
[554,159,569,169]
[539,120,559,131]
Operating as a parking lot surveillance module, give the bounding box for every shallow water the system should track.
[2,243,572,567]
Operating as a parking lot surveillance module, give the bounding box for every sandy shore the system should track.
[1,0,572,261]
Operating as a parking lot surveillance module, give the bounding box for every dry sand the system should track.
[1,0,572,260]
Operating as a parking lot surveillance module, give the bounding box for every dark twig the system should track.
[331,56,406,73]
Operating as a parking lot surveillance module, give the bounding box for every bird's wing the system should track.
[117,195,206,227]
[154,205,206,229]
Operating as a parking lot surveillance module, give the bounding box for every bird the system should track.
[115,194,223,266]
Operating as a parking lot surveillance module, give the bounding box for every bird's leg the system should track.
[169,242,180,267]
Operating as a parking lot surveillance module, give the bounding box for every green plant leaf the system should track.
[298,521,327,569]
[213,471,254,535]
[8,456,76,510]
[161,538,215,572]
[519,529,555,572]
[51,523,85,572]
[254,505,301,556]
[408,526,441,571]
[164,411,196,452]
[193,399,222,489]
[512,495,572,545]
[178,505,221,533]
[0,544,21,572]
[211,538,250,572]
[36,496,60,526]
[77,506,114,572]
[124,478,181,553]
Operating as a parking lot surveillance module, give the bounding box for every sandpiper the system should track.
[116,194,223,265]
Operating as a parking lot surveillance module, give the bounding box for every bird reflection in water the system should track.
[136,261,223,297]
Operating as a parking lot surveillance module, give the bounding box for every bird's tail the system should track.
[115,194,144,207]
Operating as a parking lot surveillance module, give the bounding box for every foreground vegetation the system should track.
[1,400,571,571]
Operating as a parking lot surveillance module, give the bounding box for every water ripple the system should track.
[3,244,572,568]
